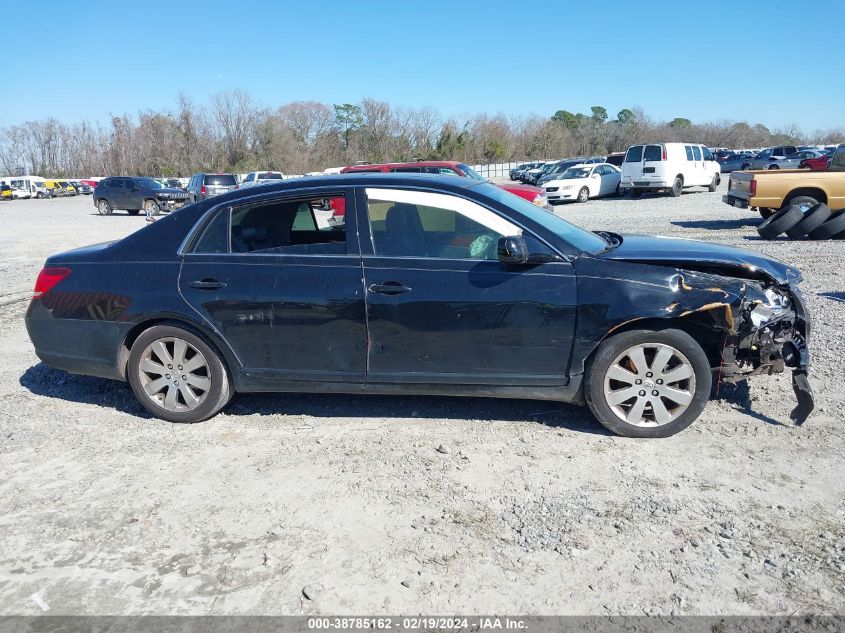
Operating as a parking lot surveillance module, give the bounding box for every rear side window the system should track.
[624,146,643,162]
[112,179,125,189]
[643,145,662,161]
[228,195,347,255]
[390,167,423,173]
[685,146,694,160]
[204,174,237,186]
[692,146,702,160]
[257,172,283,180]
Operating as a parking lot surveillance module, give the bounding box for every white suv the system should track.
[241,171,285,187]
[621,143,721,197]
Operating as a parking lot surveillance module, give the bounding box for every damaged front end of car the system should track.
[717,276,813,424]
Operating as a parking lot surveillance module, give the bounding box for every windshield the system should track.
[561,167,591,179]
[476,183,608,254]
[136,178,162,189]
[457,164,486,181]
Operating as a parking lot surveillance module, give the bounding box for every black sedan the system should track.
[25,174,813,437]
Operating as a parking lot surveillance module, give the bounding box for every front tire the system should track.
[127,324,231,423]
[127,209,141,216]
[630,188,642,198]
[585,328,711,438]
[768,164,779,170]
[144,199,161,217]
[577,187,589,203]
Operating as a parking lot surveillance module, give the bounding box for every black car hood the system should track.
[601,234,800,285]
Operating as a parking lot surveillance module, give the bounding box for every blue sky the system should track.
[1,0,842,131]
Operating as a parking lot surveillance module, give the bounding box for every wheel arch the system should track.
[118,315,241,382]
[582,314,726,378]
[783,187,828,207]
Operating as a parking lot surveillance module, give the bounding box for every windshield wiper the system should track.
[594,231,622,252]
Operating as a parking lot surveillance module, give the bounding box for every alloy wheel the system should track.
[603,343,696,427]
[138,337,211,412]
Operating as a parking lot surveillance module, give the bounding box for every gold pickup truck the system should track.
[723,144,845,218]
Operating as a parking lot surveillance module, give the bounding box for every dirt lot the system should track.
[0,186,843,616]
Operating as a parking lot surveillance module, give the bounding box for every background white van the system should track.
[0,176,48,199]
[620,143,721,197]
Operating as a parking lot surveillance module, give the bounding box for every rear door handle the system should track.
[368,282,412,295]
[189,279,227,290]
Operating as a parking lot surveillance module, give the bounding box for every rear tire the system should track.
[768,164,779,170]
[757,204,804,239]
[758,208,775,220]
[630,188,642,198]
[97,199,113,215]
[670,176,683,197]
[585,328,711,438]
[127,324,232,423]
[707,174,718,192]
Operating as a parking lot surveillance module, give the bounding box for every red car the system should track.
[799,153,832,171]
[329,161,548,221]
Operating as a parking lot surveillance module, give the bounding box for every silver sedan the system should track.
[776,149,829,170]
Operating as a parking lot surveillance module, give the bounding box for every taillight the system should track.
[33,267,71,298]
[200,185,206,194]
[662,147,667,160]
[749,180,757,196]
[234,184,239,189]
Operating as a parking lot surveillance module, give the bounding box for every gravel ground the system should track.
[0,185,843,616]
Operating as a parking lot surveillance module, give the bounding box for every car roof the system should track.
[341,160,463,172]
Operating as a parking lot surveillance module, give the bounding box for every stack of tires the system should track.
[758,199,845,240]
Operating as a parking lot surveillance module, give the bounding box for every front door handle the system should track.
[368,282,412,296]
[189,279,227,290]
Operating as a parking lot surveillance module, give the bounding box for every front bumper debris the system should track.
[719,284,813,425]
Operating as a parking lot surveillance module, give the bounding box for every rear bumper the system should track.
[722,194,750,209]
[25,300,130,381]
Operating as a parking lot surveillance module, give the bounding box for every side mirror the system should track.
[497,236,558,265]
[497,236,529,264]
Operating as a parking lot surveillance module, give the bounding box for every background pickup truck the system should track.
[723,144,845,218]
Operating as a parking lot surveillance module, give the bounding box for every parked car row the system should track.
[0,176,95,199]
[718,146,836,173]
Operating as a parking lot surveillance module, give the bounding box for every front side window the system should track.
[366,187,520,260]
[215,194,347,255]
[702,147,713,160]
[692,146,702,161]
[244,173,255,182]
[111,179,125,189]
